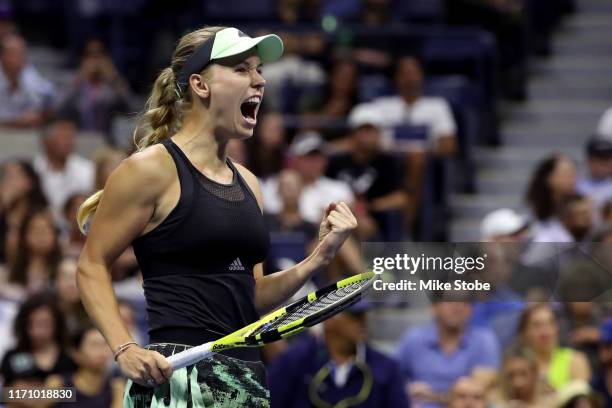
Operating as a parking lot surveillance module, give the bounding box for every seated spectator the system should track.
[525,154,577,230]
[58,38,133,137]
[247,111,287,179]
[1,293,76,387]
[47,325,124,407]
[264,169,318,240]
[54,257,89,335]
[480,208,529,242]
[531,193,593,243]
[396,301,500,407]
[264,169,361,279]
[261,131,354,224]
[61,193,88,257]
[269,301,409,408]
[518,304,591,391]
[0,159,47,265]
[591,319,612,407]
[447,377,487,408]
[351,56,458,157]
[491,346,555,408]
[597,106,612,138]
[470,242,526,349]
[577,136,612,212]
[93,147,126,190]
[33,117,95,222]
[3,209,61,299]
[0,34,54,127]
[327,113,409,240]
[300,59,359,140]
[558,302,602,373]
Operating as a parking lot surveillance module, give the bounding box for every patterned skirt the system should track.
[123,343,269,408]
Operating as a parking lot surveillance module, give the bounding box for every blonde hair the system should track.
[77,26,226,233]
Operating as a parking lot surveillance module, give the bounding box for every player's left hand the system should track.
[317,202,357,263]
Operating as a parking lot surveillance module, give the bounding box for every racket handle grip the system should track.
[167,342,214,370]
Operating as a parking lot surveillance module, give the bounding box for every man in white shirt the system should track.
[261,131,354,224]
[33,118,95,223]
[350,56,458,157]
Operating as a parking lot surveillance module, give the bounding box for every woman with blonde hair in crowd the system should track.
[76,25,357,407]
[517,304,591,392]
[491,346,556,407]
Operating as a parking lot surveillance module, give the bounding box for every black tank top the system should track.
[132,138,270,361]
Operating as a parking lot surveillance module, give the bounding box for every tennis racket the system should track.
[166,271,375,370]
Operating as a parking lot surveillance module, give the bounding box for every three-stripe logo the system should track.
[229,258,245,271]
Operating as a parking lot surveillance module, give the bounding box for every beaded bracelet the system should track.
[113,341,138,361]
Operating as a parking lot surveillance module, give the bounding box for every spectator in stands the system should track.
[591,319,612,407]
[62,193,87,257]
[3,209,61,299]
[531,193,593,243]
[0,34,54,127]
[0,159,47,265]
[300,59,359,140]
[353,56,457,157]
[326,112,409,240]
[58,38,133,137]
[526,154,577,222]
[447,377,487,408]
[264,169,318,241]
[262,131,354,224]
[518,304,591,391]
[558,301,602,372]
[54,257,88,335]
[247,111,286,179]
[47,325,124,407]
[396,300,500,407]
[269,301,409,408]
[0,293,75,387]
[33,117,95,222]
[301,59,358,119]
[577,136,612,211]
[597,106,612,138]
[93,147,126,190]
[264,169,361,279]
[491,346,555,408]
[480,208,529,242]
[469,241,526,349]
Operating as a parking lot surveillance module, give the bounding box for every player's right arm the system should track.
[76,145,175,385]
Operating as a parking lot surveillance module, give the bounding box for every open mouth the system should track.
[240,95,261,124]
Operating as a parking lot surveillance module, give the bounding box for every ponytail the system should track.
[77,26,225,234]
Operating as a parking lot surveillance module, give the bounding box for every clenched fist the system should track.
[317,202,358,264]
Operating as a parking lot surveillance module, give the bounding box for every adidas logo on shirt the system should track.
[229,258,245,271]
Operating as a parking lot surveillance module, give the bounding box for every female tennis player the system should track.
[75,26,357,407]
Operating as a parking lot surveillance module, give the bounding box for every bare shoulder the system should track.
[105,144,175,201]
[232,161,263,210]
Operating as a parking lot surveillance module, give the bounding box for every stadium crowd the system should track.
[0,0,611,407]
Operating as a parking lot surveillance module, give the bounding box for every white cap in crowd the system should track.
[480,208,528,240]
